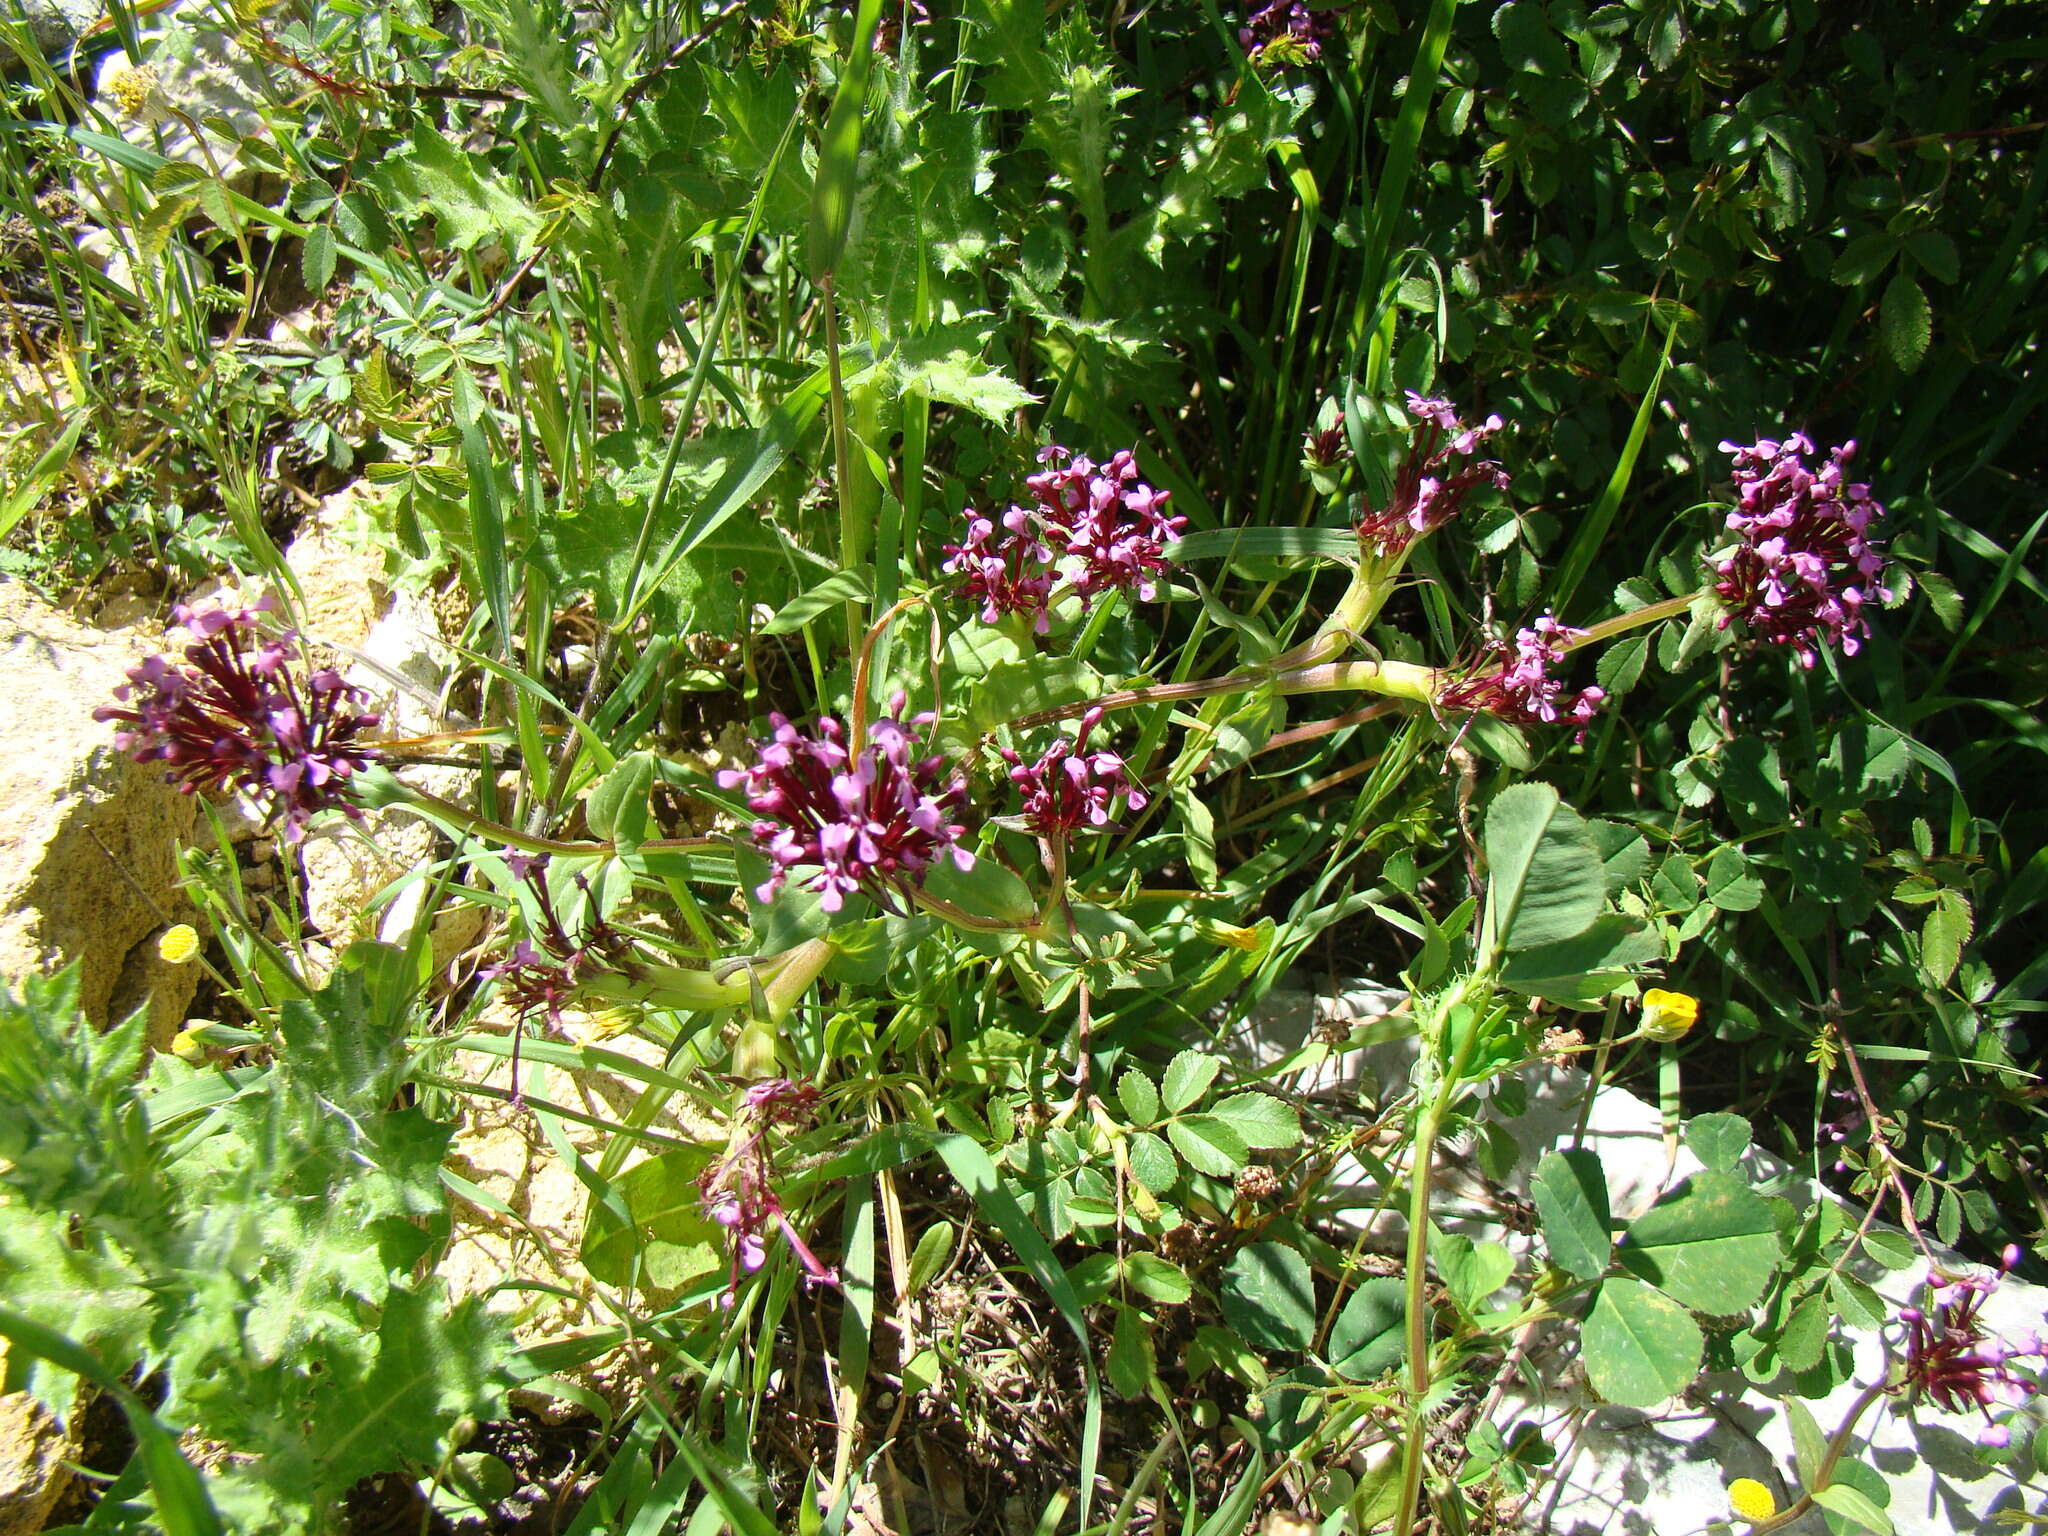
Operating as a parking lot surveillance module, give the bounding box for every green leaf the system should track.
[586,751,656,848]
[1480,782,1604,959]
[1813,1477,1894,1536]
[1328,1276,1406,1381]
[1704,845,1764,912]
[1582,1277,1703,1407]
[907,1221,955,1295]
[1116,1070,1161,1127]
[1532,1149,1612,1279]
[0,1307,224,1536]
[1777,1291,1832,1374]
[1436,1234,1515,1313]
[1166,1114,1248,1177]
[1123,1253,1192,1305]
[1616,1171,1778,1314]
[1126,1132,1178,1194]
[579,1147,722,1292]
[759,569,873,636]
[1786,1394,1826,1485]
[1684,1113,1752,1172]
[1207,1093,1301,1150]
[1166,528,1362,565]
[922,855,1037,928]
[302,222,336,290]
[1499,915,1661,1002]
[1161,1050,1222,1114]
[374,124,547,258]
[1218,1242,1317,1352]
[1590,820,1651,896]
[887,324,1038,424]
[1594,633,1649,696]
[1107,1303,1157,1399]
[807,0,883,279]
[1920,889,1972,986]
[1880,270,1931,373]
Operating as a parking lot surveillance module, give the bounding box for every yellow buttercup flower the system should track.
[1727,1477,1776,1523]
[157,924,201,964]
[1640,987,1700,1042]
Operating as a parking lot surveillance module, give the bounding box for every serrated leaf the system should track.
[888,323,1039,425]
[1532,1148,1612,1280]
[1617,1171,1778,1315]
[1328,1276,1406,1380]
[1595,632,1649,696]
[1166,1115,1247,1177]
[1777,1291,1832,1374]
[1208,1093,1301,1150]
[302,223,336,290]
[1126,1131,1178,1194]
[1583,1277,1701,1406]
[1920,888,1972,986]
[1123,1253,1192,1305]
[1116,1069,1161,1127]
[1881,271,1931,372]
[1161,1051,1222,1114]
[1219,1242,1316,1352]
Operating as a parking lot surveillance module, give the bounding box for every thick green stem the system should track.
[1006,657,1440,733]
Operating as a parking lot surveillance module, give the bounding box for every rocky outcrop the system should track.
[0,584,199,1049]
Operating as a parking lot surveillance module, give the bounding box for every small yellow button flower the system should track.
[1640,987,1700,1042]
[1727,1477,1776,1523]
[157,924,201,964]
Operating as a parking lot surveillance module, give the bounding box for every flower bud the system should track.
[1639,988,1700,1042]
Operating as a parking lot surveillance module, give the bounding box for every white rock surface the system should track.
[0,584,199,1048]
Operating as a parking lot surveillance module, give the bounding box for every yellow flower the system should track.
[1727,1477,1776,1523]
[1640,987,1700,1042]
[103,64,159,120]
[157,924,201,964]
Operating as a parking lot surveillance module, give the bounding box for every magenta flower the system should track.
[942,506,1058,632]
[1710,433,1890,668]
[1895,1245,2045,1444]
[717,696,975,914]
[1355,392,1509,558]
[944,446,1186,631]
[94,597,381,841]
[480,854,632,1029]
[1438,613,1606,736]
[1240,0,1326,67]
[700,1079,838,1303]
[1000,708,1150,838]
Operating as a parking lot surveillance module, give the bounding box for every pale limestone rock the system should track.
[0,1384,77,1536]
[0,586,199,1048]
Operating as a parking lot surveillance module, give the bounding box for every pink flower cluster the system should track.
[94,597,381,842]
[480,854,632,1029]
[1711,433,1890,668]
[1240,0,1326,67]
[1897,1245,2045,1446]
[700,1079,838,1303]
[1355,392,1509,558]
[717,696,974,915]
[1439,613,1606,736]
[944,447,1186,632]
[1000,708,1149,838]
